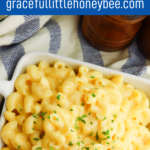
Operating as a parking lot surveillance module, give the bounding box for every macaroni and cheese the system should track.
[1,61,150,150]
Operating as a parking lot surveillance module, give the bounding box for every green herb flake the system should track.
[113,114,117,117]
[68,141,73,146]
[102,129,110,135]
[81,103,84,106]
[81,141,84,144]
[56,95,61,100]
[37,112,46,120]
[33,138,39,141]
[75,123,79,130]
[71,129,74,132]
[91,143,95,145]
[56,118,59,121]
[113,141,115,143]
[95,149,98,150]
[102,117,106,121]
[82,147,89,150]
[77,142,80,147]
[90,76,95,78]
[112,146,115,149]
[47,116,50,119]
[57,104,61,107]
[49,148,53,150]
[102,85,105,87]
[32,128,34,130]
[70,109,73,111]
[54,110,56,114]
[110,128,113,131]
[82,115,87,118]
[90,122,93,125]
[78,136,80,138]
[33,115,37,118]
[88,113,91,115]
[99,136,110,143]
[89,132,94,136]
[36,147,42,150]
[95,131,99,141]
[77,116,86,124]
[20,109,22,111]
[107,142,109,144]
[96,117,98,119]
[111,120,114,123]
[34,121,36,124]
[92,93,96,97]
[40,98,43,100]
[17,146,21,149]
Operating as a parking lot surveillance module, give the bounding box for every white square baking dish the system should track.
[0,51,150,148]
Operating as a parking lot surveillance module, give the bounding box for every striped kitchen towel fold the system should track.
[0,15,150,82]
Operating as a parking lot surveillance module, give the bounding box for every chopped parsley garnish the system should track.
[89,132,94,136]
[17,146,21,149]
[113,141,115,143]
[71,129,74,132]
[34,121,36,124]
[40,98,43,100]
[92,93,96,97]
[102,85,105,87]
[90,122,93,125]
[68,141,73,146]
[33,138,39,141]
[82,115,87,118]
[56,118,59,121]
[107,142,109,144]
[81,103,84,106]
[96,117,98,119]
[37,112,46,120]
[20,109,22,111]
[91,143,95,145]
[77,142,80,147]
[102,129,110,135]
[57,104,61,107]
[54,110,56,114]
[78,136,80,138]
[110,128,113,131]
[111,120,114,123]
[90,76,95,78]
[32,128,34,130]
[112,146,115,149]
[81,141,84,144]
[95,149,98,150]
[47,116,50,119]
[70,109,73,111]
[56,95,60,100]
[82,147,89,150]
[113,114,117,117]
[33,115,37,118]
[77,116,86,124]
[75,123,79,130]
[49,148,53,150]
[99,136,110,143]
[117,136,119,139]
[95,131,99,141]
[102,117,106,121]
[88,113,91,115]
[36,147,42,150]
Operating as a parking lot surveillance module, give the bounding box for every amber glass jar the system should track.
[137,16,150,60]
[82,15,146,52]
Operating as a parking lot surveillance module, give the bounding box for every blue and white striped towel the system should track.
[0,15,150,82]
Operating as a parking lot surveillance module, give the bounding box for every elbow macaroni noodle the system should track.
[1,61,150,150]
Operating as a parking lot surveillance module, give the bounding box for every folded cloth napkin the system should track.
[0,15,150,81]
